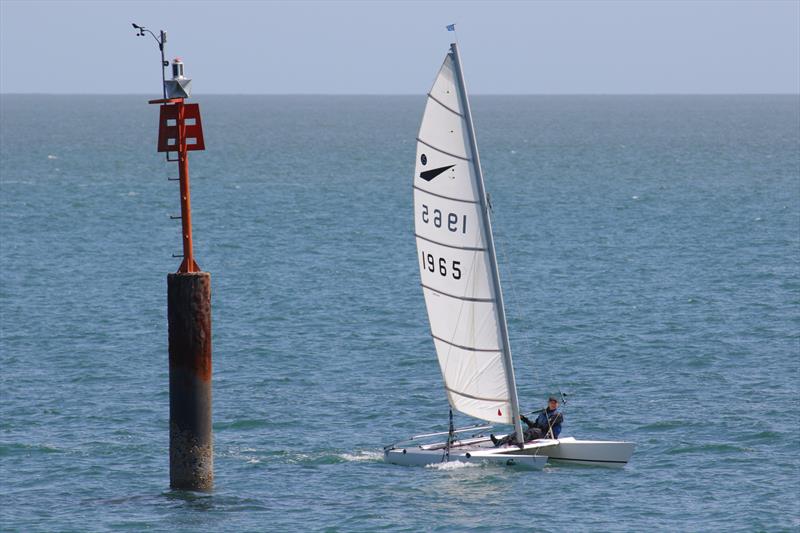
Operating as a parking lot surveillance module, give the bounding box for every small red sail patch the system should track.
[498,409,502,416]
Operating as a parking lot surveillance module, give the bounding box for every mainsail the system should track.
[413,43,524,441]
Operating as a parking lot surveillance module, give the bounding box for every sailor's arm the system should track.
[520,414,535,428]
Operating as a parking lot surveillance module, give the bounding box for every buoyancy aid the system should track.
[535,407,563,438]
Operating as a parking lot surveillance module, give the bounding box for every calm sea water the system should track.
[1,94,798,531]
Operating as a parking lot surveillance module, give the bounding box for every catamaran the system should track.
[383,42,635,469]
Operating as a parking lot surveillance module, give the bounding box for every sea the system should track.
[1,94,798,532]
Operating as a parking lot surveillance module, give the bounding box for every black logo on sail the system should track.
[419,164,454,182]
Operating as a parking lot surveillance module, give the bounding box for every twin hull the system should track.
[384,436,635,469]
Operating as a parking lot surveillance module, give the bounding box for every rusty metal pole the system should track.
[167,270,212,490]
[165,106,212,489]
[166,101,211,490]
[176,101,198,273]
[149,87,210,491]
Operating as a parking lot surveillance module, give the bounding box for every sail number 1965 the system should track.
[421,204,466,233]
[421,251,461,280]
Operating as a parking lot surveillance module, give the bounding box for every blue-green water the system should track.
[1,95,798,531]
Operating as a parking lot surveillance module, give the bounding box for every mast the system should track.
[449,42,525,445]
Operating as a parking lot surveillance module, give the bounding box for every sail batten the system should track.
[413,186,479,204]
[426,93,465,117]
[415,233,488,252]
[444,387,507,403]
[420,284,495,303]
[416,138,472,162]
[414,44,522,434]
[432,335,501,353]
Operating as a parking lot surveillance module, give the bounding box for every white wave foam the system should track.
[425,460,478,471]
[338,450,383,462]
[220,446,263,464]
[47,155,58,160]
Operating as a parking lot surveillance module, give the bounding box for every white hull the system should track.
[483,436,636,468]
[384,435,634,469]
[533,437,635,468]
[384,437,548,469]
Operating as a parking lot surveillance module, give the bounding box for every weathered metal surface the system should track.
[176,146,200,274]
[150,98,205,273]
[155,101,205,153]
[167,272,212,490]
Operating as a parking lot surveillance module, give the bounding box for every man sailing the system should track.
[490,396,564,447]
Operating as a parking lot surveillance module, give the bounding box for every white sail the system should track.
[413,44,522,436]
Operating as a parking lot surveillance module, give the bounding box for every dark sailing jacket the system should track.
[522,407,563,438]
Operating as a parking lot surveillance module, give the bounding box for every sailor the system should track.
[490,396,564,447]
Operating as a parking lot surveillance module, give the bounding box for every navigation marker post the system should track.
[134,24,213,491]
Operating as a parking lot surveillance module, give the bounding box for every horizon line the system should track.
[1,92,798,97]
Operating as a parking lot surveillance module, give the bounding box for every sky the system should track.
[1,0,798,94]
